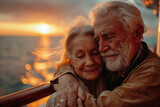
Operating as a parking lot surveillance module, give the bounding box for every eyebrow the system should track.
[101,31,115,35]
[75,49,83,53]
[91,47,99,51]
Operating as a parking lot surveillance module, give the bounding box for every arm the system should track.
[50,65,85,107]
[51,65,76,82]
[84,66,160,107]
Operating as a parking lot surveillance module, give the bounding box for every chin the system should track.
[105,62,121,72]
[85,74,99,81]
[104,55,129,72]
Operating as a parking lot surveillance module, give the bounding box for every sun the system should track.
[34,23,52,34]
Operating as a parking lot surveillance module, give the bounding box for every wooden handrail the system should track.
[0,83,55,107]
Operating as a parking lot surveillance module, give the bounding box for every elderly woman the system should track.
[46,17,107,107]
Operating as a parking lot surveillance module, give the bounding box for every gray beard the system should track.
[101,41,131,72]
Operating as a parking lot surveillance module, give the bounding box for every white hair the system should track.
[89,0,147,35]
[56,16,94,68]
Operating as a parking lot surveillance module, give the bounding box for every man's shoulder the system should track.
[136,50,160,73]
[145,50,160,64]
[123,50,160,84]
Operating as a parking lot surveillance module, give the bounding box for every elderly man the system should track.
[50,0,160,106]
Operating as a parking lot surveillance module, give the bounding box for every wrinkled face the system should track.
[94,14,136,72]
[70,34,102,81]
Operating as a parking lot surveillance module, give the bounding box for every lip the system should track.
[83,68,99,73]
[106,54,118,57]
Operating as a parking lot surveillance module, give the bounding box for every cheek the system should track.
[74,61,85,79]
[94,56,102,65]
[110,40,122,51]
[72,58,84,73]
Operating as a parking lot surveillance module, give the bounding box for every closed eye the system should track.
[102,33,116,41]
[107,36,115,39]
[91,47,99,56]
[95,36,100,42]
[77,53,85,58]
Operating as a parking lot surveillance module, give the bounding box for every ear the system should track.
[70,59,73,66]
[134,26,143,43]
[68,54,73,66]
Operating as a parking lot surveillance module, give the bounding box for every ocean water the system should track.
[0,35,157,97]
[0,36,63,96]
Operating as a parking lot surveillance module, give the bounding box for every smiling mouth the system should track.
[84,69,98,73]
[106,54,118,57]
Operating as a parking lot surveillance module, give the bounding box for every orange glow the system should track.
[34,62,47,71]
[32,50,53,60]
[27,96,51,107]
[21,35,62,106]
[33,23,53,35]
[32,36,53,60]
[153,9,157,15]
[149,0,153,4]
[21,72,43,86]
[21,36,55,86]
[144,1,149,6]
[25,64,31,71]
[157,14,160,56]
[0,22,67,36]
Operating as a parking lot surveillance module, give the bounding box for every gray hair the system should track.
[56,16,94,68]
[89,0,147,34]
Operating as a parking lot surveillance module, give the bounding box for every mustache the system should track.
[101,50,119,57]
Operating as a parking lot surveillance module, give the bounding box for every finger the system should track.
[54,92,67,107]
[59,99,67,107]
[77,98,83,107]
[55,97,66,107]
[46,92,56,107]
[68,90,77,107]
[53,84,59,91]
[78,86,86,101]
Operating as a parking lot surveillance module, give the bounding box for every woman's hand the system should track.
[53,74,85,107]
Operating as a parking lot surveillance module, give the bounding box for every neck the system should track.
[83,79,97,96]
[83,79,96,86]
[130,43,142,65]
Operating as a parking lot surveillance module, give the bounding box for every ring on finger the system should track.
[60,99,65,103]
[56,103,60,107]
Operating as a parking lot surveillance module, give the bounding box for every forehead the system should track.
[71,35,98,51]
[93,12,124,36]
[94,18,123,35]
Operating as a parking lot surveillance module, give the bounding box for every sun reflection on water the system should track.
[21,35,64,106]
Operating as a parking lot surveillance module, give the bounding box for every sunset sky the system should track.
[0,0,100,36]
[0,0,158,37]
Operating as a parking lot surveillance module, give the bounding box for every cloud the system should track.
[0,0,158,37]
[0,0,98,25]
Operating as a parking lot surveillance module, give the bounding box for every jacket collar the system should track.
[107,41,149,90]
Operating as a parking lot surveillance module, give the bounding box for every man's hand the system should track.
[53,74,85,107]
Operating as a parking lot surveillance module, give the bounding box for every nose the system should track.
[99,39,110,52]
[85,56,94,66]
